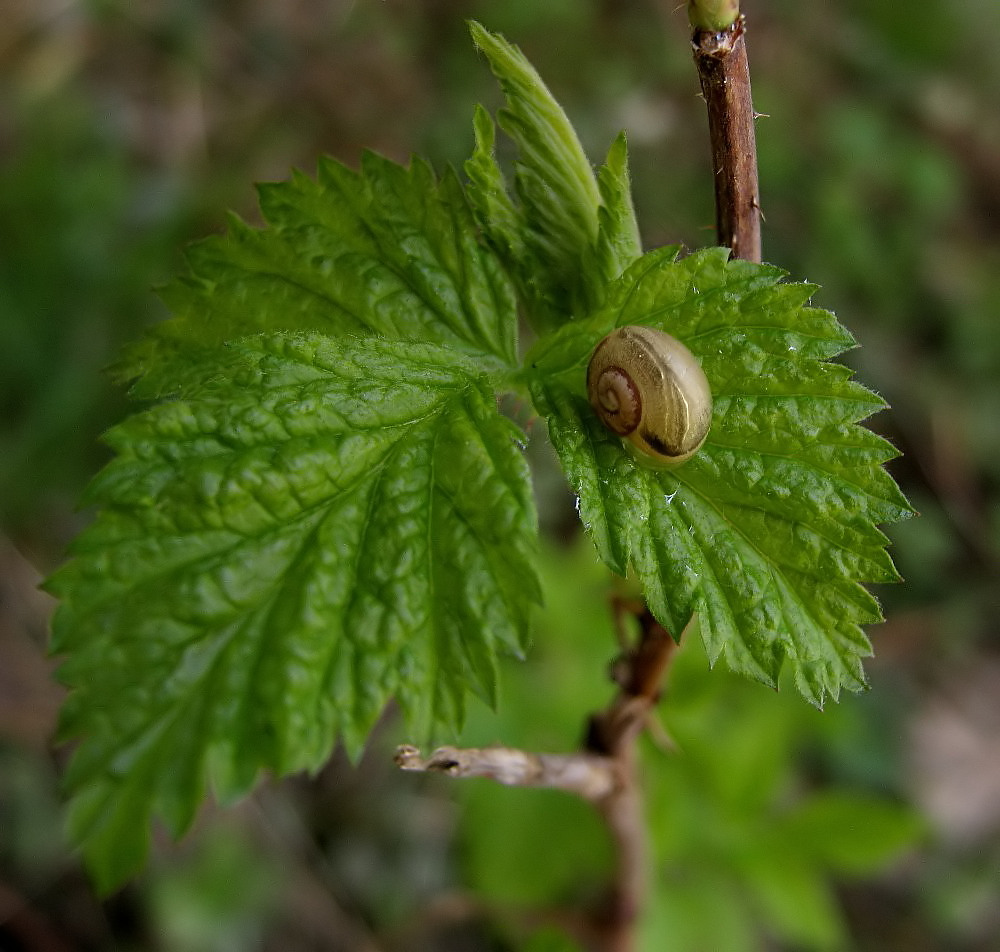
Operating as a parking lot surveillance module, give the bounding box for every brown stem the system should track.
[583,601,676,952]
[693,15,762,263]
[397,604,678,952]
[395,745,617,800]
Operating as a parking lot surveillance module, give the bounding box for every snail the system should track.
[586,326,712,467]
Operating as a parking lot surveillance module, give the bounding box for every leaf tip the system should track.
[468,19,506,59]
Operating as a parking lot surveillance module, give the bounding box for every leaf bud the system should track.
[687,0,740,32]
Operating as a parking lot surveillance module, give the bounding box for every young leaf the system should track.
[49,334,540,889]
[529,245,912,705]
[586,132,643,288]
[467,23,640,328]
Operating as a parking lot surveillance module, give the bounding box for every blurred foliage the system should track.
[458,544,923,951]
[2,0,1000,949]
[0,91,189,544]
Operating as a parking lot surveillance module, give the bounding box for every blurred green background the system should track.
[2,0,999,949]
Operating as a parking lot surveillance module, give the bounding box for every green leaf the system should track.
[49,333,539,888]
[736,847,845,950]
[119,152,518,397]
[529,246,912,705]
[586,132,643,288]
[461,784,613,907]
[521,928,586,952]
[467,22,638,328]
[784,791,925,875]
[639,871,759,952]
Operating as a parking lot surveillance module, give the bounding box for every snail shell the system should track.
[586,326,712,466]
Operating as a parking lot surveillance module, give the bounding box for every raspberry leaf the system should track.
[529,246,912,703]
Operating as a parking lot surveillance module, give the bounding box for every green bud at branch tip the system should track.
[688,0,740,32]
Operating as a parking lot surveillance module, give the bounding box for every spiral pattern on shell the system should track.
[586,326,713,467]
[589,365,641,436]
